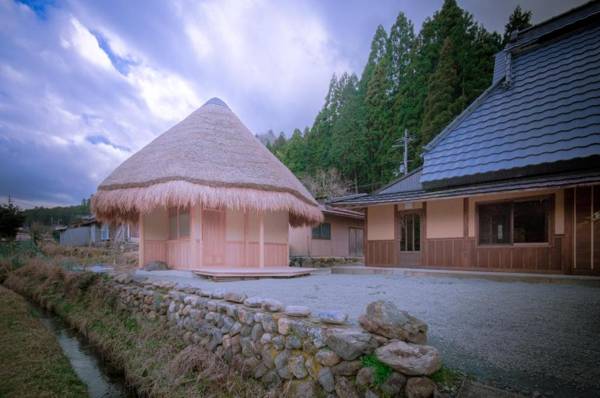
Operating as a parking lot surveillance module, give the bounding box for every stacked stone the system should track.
[110,275,441,398]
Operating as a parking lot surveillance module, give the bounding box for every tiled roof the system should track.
[332,168,600,207]
[377,168,423,195]
[421,11,600,188]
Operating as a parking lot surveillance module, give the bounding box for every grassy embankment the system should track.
[0,285,87,398]
[0,244,270,398]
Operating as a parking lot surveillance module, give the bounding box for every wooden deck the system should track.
[192,267,316,281]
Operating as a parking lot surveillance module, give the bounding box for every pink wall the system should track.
[141,206,289,269]
[289,214,364,257]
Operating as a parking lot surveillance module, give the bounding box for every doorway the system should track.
[398,211,422,266]
[202,209,225,266]
[348,227,364,257]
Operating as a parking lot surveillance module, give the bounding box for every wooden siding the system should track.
[144,240,167,263]
[167,240,192,269]
[365,186,600,274]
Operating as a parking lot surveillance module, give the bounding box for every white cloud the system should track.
[126,65,200,121]
[64,17,114,72]
[181,0,348,106]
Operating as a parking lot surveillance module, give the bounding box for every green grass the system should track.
[361,353,393,385]
[0,285,87,398]
[3,262,269,398]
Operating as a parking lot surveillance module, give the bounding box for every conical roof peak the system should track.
[92,98,322,227]
[204,97,228,108]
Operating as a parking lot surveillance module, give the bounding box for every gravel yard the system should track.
[136,270,600,397]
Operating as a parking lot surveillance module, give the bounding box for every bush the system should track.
[361,353,393,385]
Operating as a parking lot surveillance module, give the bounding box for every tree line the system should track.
[266,1,532,196]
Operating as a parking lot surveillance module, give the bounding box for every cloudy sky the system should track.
[0,0,586,208]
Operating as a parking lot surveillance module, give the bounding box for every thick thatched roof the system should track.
[92,98,322,227]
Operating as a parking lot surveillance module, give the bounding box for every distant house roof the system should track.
[319,204,364,220]
[420,2,600,189]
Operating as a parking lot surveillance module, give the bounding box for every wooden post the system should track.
[138,213,144,268]
[190,206,198,269]
[259,213,265,268]
[243,211,249,267]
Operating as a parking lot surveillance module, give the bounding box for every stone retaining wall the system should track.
[112,274,442,397]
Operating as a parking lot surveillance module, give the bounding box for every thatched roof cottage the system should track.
[92,98,322,273]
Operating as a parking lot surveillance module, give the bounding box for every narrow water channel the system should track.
[34,306,135,398]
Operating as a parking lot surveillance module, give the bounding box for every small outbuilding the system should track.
[289,204,364,259]
[92,98,323,273]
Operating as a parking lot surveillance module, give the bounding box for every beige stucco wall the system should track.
[143,208,168,240]
[368,205,395,240]
[426,198,464,239]
[467,189,564,238]
[397,201,422,211]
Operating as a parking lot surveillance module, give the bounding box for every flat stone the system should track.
[325,329,377,360]
[275,351,292,379]
[406,377,436,398]
[114,273,133,284]
[224,291,247,303]
[375,341,441,376]
[211,290,225,299]
[286,335,302,350]
[317,310,349,325]
[262,298,283,312]
[287,380,318,398]
[359,300,428,344]
[244,296,264,308]
[317,367,335,392]
[251,323,264,341]
[316,349,341,367]
[381,372,407,396]
[356,366,375,386]
[332,360,362,376]
[335,376,359,398]
[288,355,308,379]
[278,318,292,335]
[183,294,200,305]
[285,305,311,317]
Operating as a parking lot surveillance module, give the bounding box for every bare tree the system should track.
[301,168,351,200]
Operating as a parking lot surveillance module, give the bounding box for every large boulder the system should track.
[325,329,377,361]
[359,300,428,344]
[375,341,441,376]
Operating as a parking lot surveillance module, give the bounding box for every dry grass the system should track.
[0,285,87,398]
[4,261,274,398]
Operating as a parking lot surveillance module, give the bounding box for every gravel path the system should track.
[136,270,600,397]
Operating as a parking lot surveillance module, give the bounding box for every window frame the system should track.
[100,223,110,241]
[168,206,191,240]
[475,195,553,248]
[399,212,421,252]
[312,222,331,240]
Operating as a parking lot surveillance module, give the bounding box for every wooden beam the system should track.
[138,213,145,268]
[259,213,265,268]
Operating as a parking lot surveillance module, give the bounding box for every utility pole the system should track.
[392,129,412,176]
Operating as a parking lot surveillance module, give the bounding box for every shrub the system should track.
[361,353,393,385]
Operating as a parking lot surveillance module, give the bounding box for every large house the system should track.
[332,2,600,275]
[92,98,322,275]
